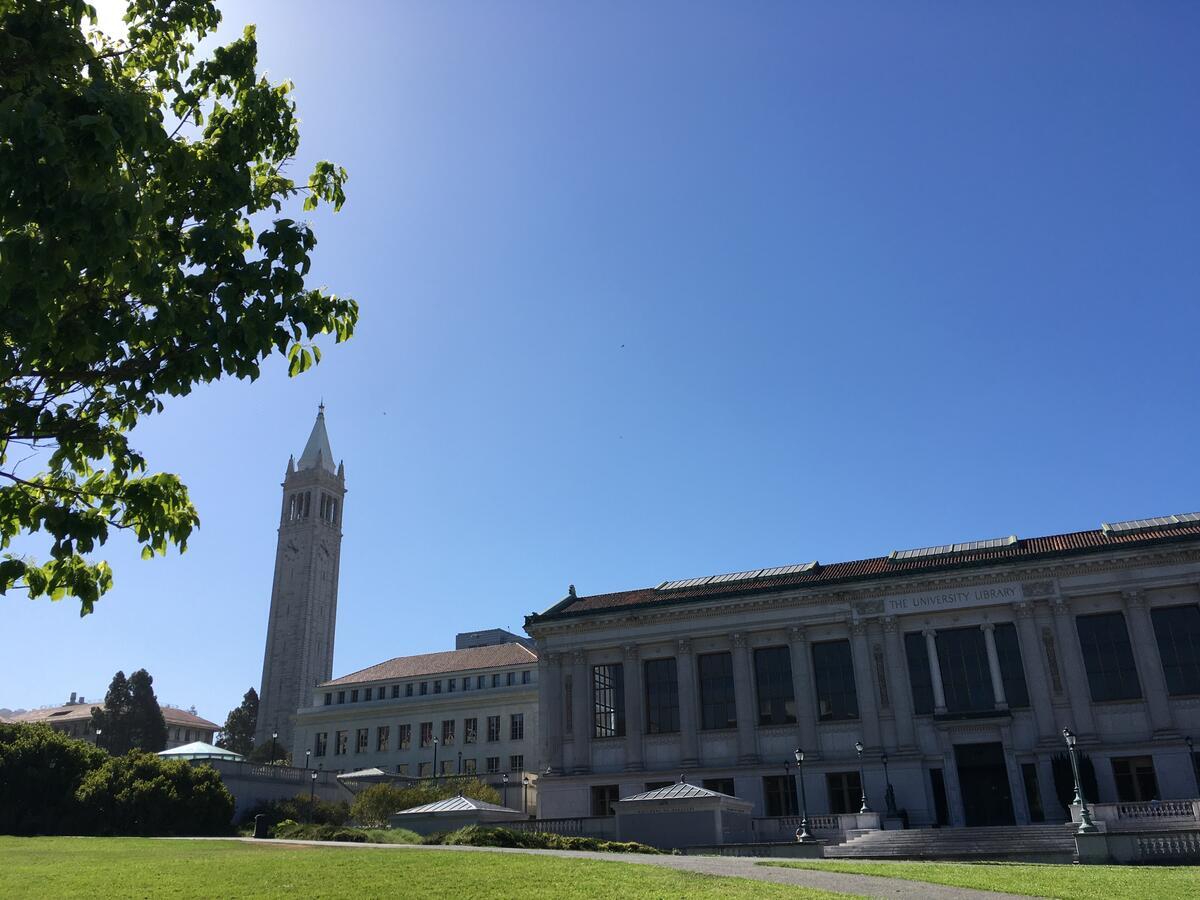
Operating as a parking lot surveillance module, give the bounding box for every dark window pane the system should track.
[826,771,862,815]
[698,652,737,730]
[644,658,679,734]
[1151,605,1200,696]
[936,627,993,713]
[591,784,620,816]
[1076,613,1142,702]
[1111,756,1159,803]
[762,775,798,817]
[994,623,1029,708]
[812,640,858,721]
[592,663,625,738]
[702,778,736,796]
[904,632,934,715]
[754,646,796,726]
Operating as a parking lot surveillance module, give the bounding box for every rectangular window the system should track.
[698,651,737,730]
[702,778,736,796]
[492,674,500,688]
[510,754,523,771]
[994,623,1030,708]
[314,733,328,757]
[511,713,525,741]
[1112,756,1160,803]
[433,680,442,695]
[448,678,456,693]
[323,692,332,706]
[506,671,515,686]
[936,627,994,713]
[904,632,934,714]
[644,658,679,733]
[478,675,486,690]
[1151,604,1200,696]
[356,728,368,753]
[762,774,798,817]
[420,721,433,748]
[442,720,455,746]
[463,676,472,692]
[591,784,620,816]
[418,762,432,777]
[486,756,500,774]
[441,760,453,775]
[377,725,390,752]
[398,723,411,750]
[487,715,501,742]
[406,683,413,697]
[522,670,531,684]
[463,758,477,775]
[396,763,409,776]
[592,663,626,737]
[420,682,428,696]
[363,687,372,701]
[1076,612,1143,701]
[337,691,345,704]
[826,771,862,815]
[350,689,359,703]
[754,646,796,726]
[335,730,348,755]
[464,717,478,743]
[392,685,400,699]
[813,640,859,721]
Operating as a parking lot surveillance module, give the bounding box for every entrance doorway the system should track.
[954,742,1015,826]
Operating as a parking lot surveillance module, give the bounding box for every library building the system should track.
[527,513,1200,829]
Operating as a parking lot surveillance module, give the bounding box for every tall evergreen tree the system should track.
[216,688,258,755]
[90,670,131,754]
[127,669,167,752]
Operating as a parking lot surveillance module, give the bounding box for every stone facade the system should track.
[255,407,346,753]
[526,519,1200,826]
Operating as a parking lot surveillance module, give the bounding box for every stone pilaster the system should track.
[850,620,881,747]
[981,622,1009,709]
[788,626,819,757]
[539,651,563,773]
[676,639,699,767]
[731,633,759,764]
[1122,590,1174,734]
[1050,597,1096,736]
[881,617,916,749]
[622,644,644,771]
[924,629,947,714]
[570,650,591,773]
[1013,601,1057,741]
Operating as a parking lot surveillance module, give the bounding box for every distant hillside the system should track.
[0,708,29,720]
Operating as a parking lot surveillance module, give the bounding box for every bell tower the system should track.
[255,404,346,755]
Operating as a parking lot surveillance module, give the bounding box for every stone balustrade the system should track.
[505,816,618,840]
[1083,798,1200,829]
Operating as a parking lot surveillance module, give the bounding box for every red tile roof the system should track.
[322,643,538,687]
[11,703,218,730]
[533,521,1200,621]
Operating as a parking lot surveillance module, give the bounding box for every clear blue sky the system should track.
[5,1,1199,725]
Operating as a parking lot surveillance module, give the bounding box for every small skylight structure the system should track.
[1101,512,1200,536]
[890,535,1017,561]
[656,561,817,592]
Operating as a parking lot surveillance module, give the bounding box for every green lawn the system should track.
[759,859,1200,900]
[0,837,842,899]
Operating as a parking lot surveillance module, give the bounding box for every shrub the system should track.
[0,724,106,835]
[74,752,234,836]
[350,779,501,828]
[1050,751,1099,816]
[429,825,662,854]
[274,819,368,842]
[240,795,350,829]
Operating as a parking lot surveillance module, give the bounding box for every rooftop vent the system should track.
[656,561,817,592]
[1101,512,1200,536]
[890,535,1018,562]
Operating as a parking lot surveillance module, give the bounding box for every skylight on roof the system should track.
[1101,512,1200,536]
[890,535,1017,561]
[656,561,817,592]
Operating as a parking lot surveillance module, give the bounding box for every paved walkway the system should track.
[186,837,1040,899]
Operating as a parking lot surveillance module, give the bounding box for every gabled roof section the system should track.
[321,642,538,687]
[298,405,336,474]
[619,782,739,803]
[395,794,521,815]
[532,512,1200,621]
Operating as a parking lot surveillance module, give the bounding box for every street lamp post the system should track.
[1186,736,1198,793]
[432,737,439,782]
[1062,728,1097,833]
[95,728,102,753]
[855,740,871,814]
[793,748,813,843]
[881,752,898,818]
[502,773,509,808]
[523,776,530,816]
[270,730,278,765]
[309,771,318,822]
[304,749,310,771]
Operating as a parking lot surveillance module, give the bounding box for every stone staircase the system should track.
[824,823,1078,863]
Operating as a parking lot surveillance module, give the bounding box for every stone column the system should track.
[676,639,700,767]
[1013,601,1057,741]
[881,617,915,749]
[850,621,881,747]
[1122,590,1174,734]
[924,629,948,714]
[788,626,820,756]
[1050,598,1096,735]
[622,644,644,771]
[731,633,759,764]
[570,650,591,774]
[539,651,563,773]
[981,622,1009,709]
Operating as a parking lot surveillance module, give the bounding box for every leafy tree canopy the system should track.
[0,0,358,614]
[90,667,167,753]
[350,779,502,828]
[215,686,256,755]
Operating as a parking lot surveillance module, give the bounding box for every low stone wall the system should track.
[683,841,826,858]
[505,816,618,840]
[194,759,350,821]
[1077,829,1200,864]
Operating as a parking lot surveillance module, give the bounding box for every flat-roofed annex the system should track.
[320,642,537,688]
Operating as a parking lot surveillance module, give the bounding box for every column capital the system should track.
[980,622,996,634]
[1013,600,1037,619]
[1122,589,1146,608]
[788,625,808,643]
[850,620,867,637]
[731,632,748,649]
[622,643,640,661]
[571,649,587,667]
[677,638,692,655]
[540,652,560,668]
[881,616,898,634]
[1050,597,1072,616]
[922,627,938,638]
